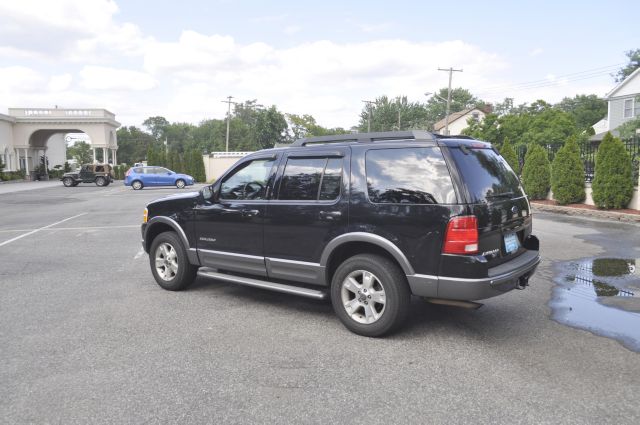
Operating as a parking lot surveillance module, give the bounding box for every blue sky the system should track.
[0,0,637,128]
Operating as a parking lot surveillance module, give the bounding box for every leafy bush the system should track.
[592,132,634,209]
[551,136,585,205]
[190,150,206,182]
[499,137,519,173]
[521,144,551,199]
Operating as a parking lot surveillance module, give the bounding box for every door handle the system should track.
[319,211,342,220]
[242,209,260,217]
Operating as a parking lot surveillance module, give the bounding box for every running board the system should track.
[197,268,328,300]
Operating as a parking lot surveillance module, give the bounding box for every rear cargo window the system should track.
[365,148,457,204]
[449,147,523,203]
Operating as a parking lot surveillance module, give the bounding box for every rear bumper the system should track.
[408,249,541,301]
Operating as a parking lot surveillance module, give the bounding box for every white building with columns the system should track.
[0,108,119,177]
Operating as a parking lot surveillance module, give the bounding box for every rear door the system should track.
[263,148,349,283]
[446,145,531,267]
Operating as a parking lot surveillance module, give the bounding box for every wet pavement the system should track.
[550,258,640,351]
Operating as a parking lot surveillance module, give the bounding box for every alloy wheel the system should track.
[340,270,387,324]
[155,242,179,281]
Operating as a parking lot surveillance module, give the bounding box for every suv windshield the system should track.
[449,146,523,203]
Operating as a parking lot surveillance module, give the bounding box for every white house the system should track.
[433,108,485,135]
[591,67,640,139]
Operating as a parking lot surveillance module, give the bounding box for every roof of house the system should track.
[433,108,482,131]
[604,67,640,99]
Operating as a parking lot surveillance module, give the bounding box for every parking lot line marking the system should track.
[0,213,87,248]
[0,225,139,233]
[134,248,145,259]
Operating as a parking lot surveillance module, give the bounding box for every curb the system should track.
[531,203,640,223]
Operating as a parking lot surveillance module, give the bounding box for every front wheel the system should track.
[331,254,410,337]
[62,177,74,187]
[95,176,106,187]
[149,231,197,291]
[176,179,186,189]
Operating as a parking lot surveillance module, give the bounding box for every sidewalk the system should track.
[0,180,60,195]
[531,200,640,223]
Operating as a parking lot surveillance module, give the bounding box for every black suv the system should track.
[141,131,540,336]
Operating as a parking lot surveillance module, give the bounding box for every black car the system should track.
[141,131,540,337]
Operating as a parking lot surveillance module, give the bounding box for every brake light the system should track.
[443,216,478,254]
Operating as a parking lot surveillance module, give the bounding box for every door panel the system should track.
[195,157,277,277]
[264,150,349,270]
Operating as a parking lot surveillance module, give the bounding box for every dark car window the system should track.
[220,159,275,200]
[279,157,342,201]
[366,147,457,204]
[319,158,342,200]
[449,147,523,203]
[133,167,142,173]
[95,165,104,172]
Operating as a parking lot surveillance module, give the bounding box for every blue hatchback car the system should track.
[124,166,195,190]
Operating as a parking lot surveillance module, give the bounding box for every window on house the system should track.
[472,112,480,121]
[636,98,640,117]
[623,98,633,118]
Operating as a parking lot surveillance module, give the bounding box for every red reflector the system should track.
[443,216,479,255]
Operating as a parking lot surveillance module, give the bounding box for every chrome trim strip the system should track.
[319,232,415,275]
[197,268,328,300]
[198,248,263,261]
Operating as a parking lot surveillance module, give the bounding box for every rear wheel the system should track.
[62,177,74,187]
[176,179,186,189]
[149,231,197,291]
[132,180,143,190]
[331,254,410,337]
[95,176,106,187]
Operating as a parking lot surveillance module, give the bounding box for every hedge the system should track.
[499,137,519,174]
[521,144,551,200]
[551,136,585,205]
[592,132,634,209]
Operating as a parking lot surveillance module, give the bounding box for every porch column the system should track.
[15,149,20,172]
[112,149,117,165]
[23,148,29,174]
[92,148,96,163]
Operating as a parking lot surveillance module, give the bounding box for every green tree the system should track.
[521,144,551,199]
[555,94,607,132]
[424,88,483,126]
[116,126,156,165]
[357,95,430,132]
[67,141,92,164]
[551,136,585,205]
[592,132,634,209]
[143,116,170,141]
[287,113,349,140]
[189,149,206,182]
[253,106,288,149]
[500,138,519,173]
[613,49,640,82]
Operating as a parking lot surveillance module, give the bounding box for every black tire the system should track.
[331,254,410,337]
[62,177,74,187]
[149,231,198,291]
[132,180,143,190]
[95,176,106,187]
[176,179,186,189]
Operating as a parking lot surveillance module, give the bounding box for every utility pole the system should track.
[221,95,235,152]
[362,100,375,132]
[438,67,463,135]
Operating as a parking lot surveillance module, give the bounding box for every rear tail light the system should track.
[125,168,132,176]
[443,216,479,255]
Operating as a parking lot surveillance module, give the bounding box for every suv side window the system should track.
[366,147,457,204]
[95,165,105,173]
[279,157,343,201]
[220,159,275,200]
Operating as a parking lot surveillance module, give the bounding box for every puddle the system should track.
[550,258,640,352]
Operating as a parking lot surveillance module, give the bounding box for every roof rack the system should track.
[292,130,439,147]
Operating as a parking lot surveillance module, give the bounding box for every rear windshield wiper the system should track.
[485,192,515,199]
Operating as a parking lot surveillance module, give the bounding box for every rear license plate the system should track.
[504,232,519,254]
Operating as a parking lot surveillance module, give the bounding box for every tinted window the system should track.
[133,167,142,173]
[449,147,523,203]
[366,148,456,204]
[279,158,326,200]
[95,165,104,172]
[220,159,274,200]
[319,158,342,200]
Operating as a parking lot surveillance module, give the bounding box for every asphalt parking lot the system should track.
[1,182,639,424]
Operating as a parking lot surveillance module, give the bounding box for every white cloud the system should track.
[0,66,46,93]
[529,48,544,57]
[79,66,157,91]
[48,74,73,92]
[283,25,301,35]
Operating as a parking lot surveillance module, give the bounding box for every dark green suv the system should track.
[61,164,114,187]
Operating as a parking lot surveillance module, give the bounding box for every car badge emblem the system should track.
[511,206,518,214]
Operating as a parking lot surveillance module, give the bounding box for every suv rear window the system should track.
[449,147,523,203]
[365,147,456,204]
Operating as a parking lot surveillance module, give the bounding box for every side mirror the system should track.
[201,186,214,202]
[167,171,173,175]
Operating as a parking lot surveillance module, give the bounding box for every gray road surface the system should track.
[1,183,639,424]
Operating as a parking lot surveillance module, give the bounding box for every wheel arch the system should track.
[144,216,200,265]
[320,233,414,285]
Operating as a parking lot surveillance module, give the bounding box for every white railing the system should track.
[8,108,116,120]
[209,151,253,158]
